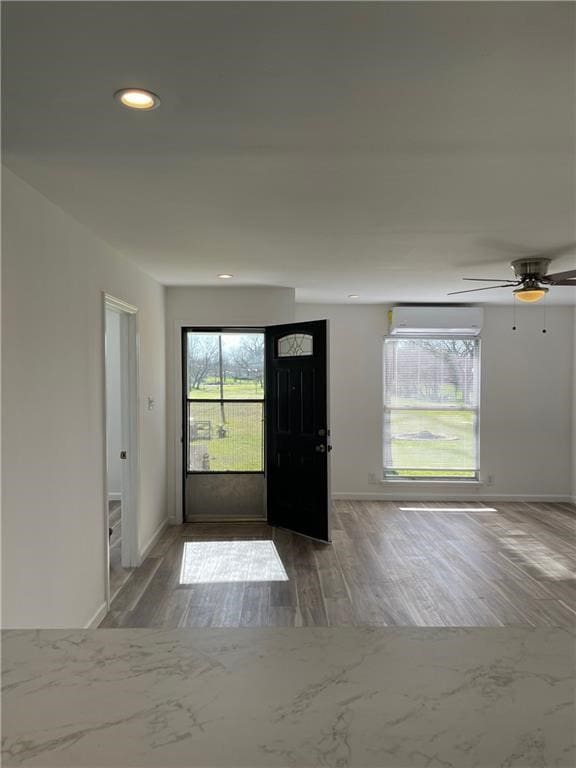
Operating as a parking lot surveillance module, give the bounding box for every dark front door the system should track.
[265,320,331,542]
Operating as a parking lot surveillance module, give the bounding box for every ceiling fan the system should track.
[449,243,576,302]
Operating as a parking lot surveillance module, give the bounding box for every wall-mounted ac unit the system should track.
[388,306,483,336]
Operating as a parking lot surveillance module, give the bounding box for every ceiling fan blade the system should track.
[447,284,518,295]
[462,277,511,282]
[546,269,576,282]
[547,279,576,286]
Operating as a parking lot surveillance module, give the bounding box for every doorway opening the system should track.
[104,295,140,605]
[181,320,331,541]
[182,328,266,522]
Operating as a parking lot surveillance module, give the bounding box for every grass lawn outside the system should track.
[187,380,264,471]
[186,381,477,478]
[189,378,264,400]
[386,409,477,479]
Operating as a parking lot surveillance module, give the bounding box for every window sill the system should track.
[381,478,483,485]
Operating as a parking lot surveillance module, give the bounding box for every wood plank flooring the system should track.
[100,500,576,628]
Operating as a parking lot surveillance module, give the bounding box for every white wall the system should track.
[573,307,576,503]
[297,303,574,501]
[2,169,167,628]
[479,306,572,500]
[165,286,295,521]
[105,309,122,499]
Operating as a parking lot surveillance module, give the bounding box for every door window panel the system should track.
[277,333,313,357]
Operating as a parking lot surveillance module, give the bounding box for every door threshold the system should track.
[184,517,268,524]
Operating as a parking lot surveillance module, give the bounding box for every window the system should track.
[185,331,264,473]
[277,333,313,357]
[383,337,480,480]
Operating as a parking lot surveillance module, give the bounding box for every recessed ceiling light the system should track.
[217,274,234,279]
[348,294,360,299]
[114,88,160,111]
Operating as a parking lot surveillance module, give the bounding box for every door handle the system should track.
[315,444,326,453]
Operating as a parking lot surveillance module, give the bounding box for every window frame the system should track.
[182,327,265,475]
[382,334,481,482]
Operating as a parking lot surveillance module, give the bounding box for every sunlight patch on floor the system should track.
[179,540,289,584]
[398,506,498,512]
[501,537,574,580]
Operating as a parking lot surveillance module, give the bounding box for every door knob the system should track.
[120,451,127,460]
[315,444,326,453]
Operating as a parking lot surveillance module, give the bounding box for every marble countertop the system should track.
[2,627,575,767]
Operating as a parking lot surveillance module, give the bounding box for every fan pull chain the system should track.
[512,302,517,331]
[542,304,547,334]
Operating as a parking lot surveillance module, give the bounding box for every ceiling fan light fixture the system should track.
[513,286,548,303]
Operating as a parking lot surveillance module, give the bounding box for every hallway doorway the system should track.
[104,295,140,605]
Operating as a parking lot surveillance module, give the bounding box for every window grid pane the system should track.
[384,337,480,479]
[187,401,264,473]
[187,332,264,400]
[384,338,479,408]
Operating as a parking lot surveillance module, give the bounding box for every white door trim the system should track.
[103,293,141,612]
[173,320,185,524]
[105,295,138,315]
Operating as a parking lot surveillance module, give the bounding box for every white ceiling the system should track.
[3,1,575,303]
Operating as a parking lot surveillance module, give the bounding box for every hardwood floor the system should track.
[100,500,576,628]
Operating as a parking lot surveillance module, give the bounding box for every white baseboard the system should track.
[139,517,169,561]
[85,601,108,629]
[108,492,122,502]
[332,492,573,502]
